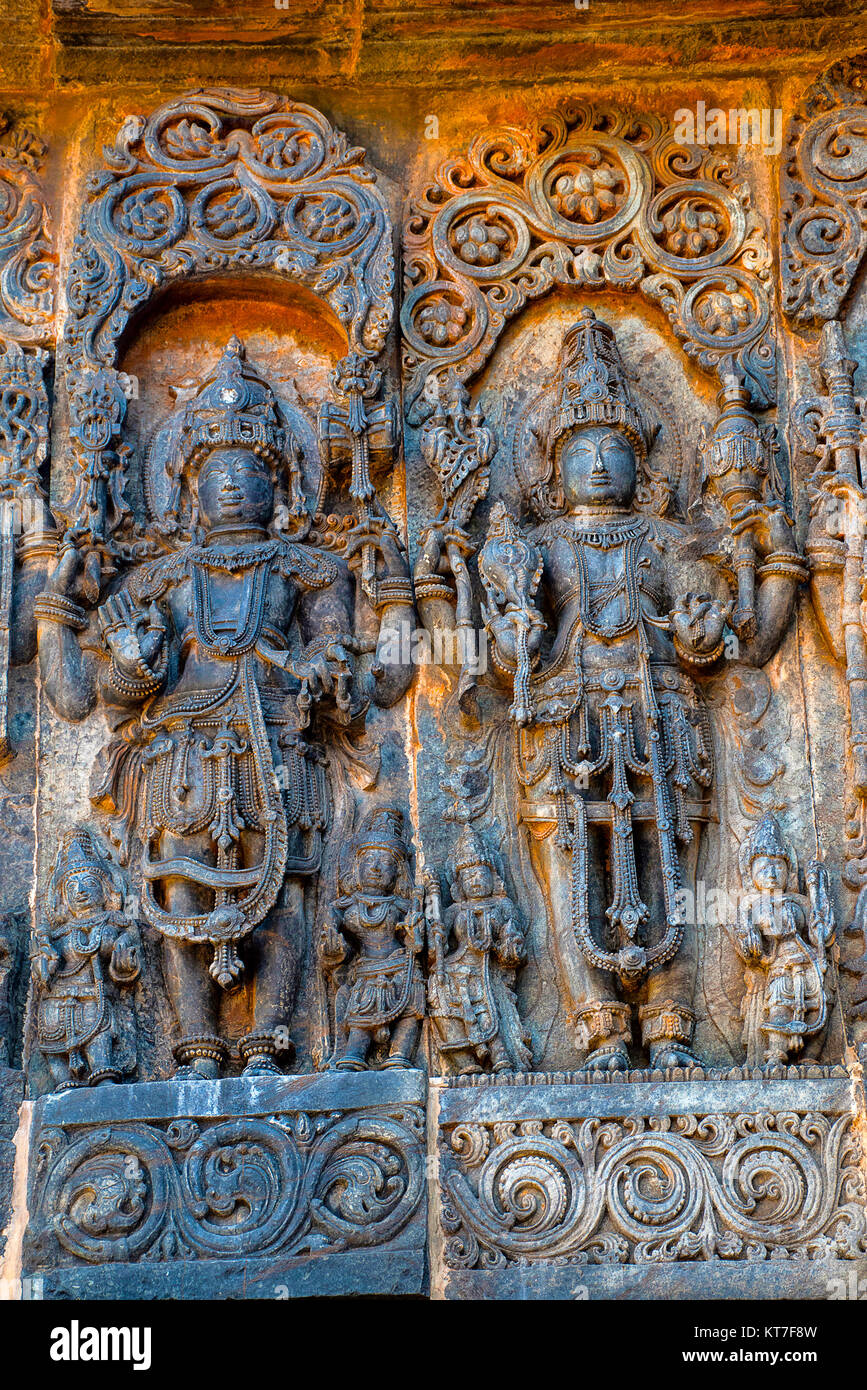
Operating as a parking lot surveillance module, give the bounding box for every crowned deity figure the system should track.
[481,310,805,1070]
[34,340,415,1079]
[30,828,141,1091]
[734,813,835,1066]
[423,825,530,1076]
[320,805,425,1070]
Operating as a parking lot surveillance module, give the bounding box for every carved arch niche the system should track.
[57,87,401,550]
[402,102,776,416]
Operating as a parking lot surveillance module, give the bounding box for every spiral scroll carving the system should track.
[781,57,867,327]
[30,1107,424,1265]
[64,88,394,374]
[402,103,775,413]
[440,1111,866,1268]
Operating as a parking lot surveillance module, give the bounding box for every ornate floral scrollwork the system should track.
[0,118,55,344]
[31,1105,424,1265]
[403,104,775,412]
[64,88,394,374]
[440,1109,866,1268]
[781,56,867,328]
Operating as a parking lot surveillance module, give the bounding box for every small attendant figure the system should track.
[320,806,425,1070]
[31,828,141,1090]
[424,825,531,1075]
[734,813,835,1065]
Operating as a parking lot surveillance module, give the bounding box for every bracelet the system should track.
[413,576,456,603]
[672,631,725,667]
[374,576,414,611]
[756,552,810,583]
[109,643,168,699]
[33,592,88,631]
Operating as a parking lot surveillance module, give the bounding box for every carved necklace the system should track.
[190,542,278,658]
[352,892,394,927]
[567,530,646,639]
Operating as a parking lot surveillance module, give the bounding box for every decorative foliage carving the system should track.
[30,1104,424,1264]
[64,88,394,374]
[403,104,775,410]
[781,57,867,328]
[0,118,55,344]
[440,1107,866,1268]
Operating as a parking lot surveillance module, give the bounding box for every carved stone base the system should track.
[23,1070,427,1300]
[430,1075,867,1300]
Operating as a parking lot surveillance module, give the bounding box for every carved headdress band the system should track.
[53,829,115,890]
[354,806,410,861]
[547,309,651,462]
[738,812,798,883]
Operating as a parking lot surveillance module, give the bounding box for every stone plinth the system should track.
[23,1070,427,1300]
[430,1073,867,1300]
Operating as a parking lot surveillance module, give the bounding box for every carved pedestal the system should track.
[431,1072,867,1300]
[23,1071,427,1300]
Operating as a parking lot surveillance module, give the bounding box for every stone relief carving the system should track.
[6,78,867,1301]
[424,824,531,1076]
[733,814,836,1066]
[34,339,415,1080]
[403,103,776,410]
[30,828,141,1091]
[797,320,867,887]
[421,309,806,1073]
[27,1081,425,1270]
[440,1101,865,1269]
[0,116,55,345]
[781,56,867,328]
[64,87,393,375]
[321,806,425,1072]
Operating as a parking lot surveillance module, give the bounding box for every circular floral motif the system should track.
[695,289,752,336]
[661,198,724,257]
[452,215,509,266]
[203,188,259,239]
[551,158,625,224]
[117,188,173,242]
[417,297,468,346]
[296,193,355,243]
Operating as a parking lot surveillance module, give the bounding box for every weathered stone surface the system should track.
[1,1,867,1306]
[24,1070,428,1299]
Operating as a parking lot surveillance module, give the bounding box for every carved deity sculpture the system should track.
[30,828,140,1091]
[34,340,415,1078]
[734,813,835,1066]
[320,806,425,1070]
[481,310,805,1070]
[423,825,530,1075]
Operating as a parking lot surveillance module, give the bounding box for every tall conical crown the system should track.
[355,805,409,860]
[54,828,113,888]
[179,337,285,470]
[739,812,797,883]
[547,309,649,461]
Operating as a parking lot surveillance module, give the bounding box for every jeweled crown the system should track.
[179,337,285,470]
[548,309,649,461]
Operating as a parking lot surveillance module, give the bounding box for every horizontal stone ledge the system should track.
[433,1075,857,1124]
[33,1067,427,1126]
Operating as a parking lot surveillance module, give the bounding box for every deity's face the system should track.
[750,853,789,894]
[458,864,493,900]
[64,870,106,919]
[357,848,400,895]
[197,447,274,533]
[557,425,637,509]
